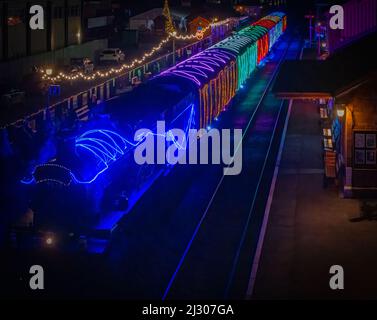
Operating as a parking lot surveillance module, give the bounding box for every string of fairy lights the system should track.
[40,18,230,83]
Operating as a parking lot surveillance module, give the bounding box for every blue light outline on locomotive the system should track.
[22,104,196,185]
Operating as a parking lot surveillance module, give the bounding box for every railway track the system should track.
[162,31,303,300]
[1,31,302,300]
[224,33,303,299]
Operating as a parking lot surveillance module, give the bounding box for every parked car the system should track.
[69,57,94,74]
[99,48,125,64]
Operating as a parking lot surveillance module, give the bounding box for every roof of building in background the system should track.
[234,0,264,5]
[272,31,377,98]
[171,7,191,18]
[335,73,377,104]
[185,3,239,21]
[129,8,163,20]
[128,3,236,21]
[112,0,209,16]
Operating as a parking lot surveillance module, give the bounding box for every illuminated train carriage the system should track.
[159,48,237,129]
[255,14,285,49]
[272,11,288,33]
[20,12,287,245]
[238,25,270,65]
[238,12,287,65]
[207,12,286,95]
[210,34,258,90]
[270,12,287,43]
[255,18,280,49]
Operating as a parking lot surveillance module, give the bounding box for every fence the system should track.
[4,17,244,135]
[0,39,109,83]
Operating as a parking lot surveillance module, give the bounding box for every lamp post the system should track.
[305,14,315,47]
[172,32,176,66]
[335,103,346,193]
[76,30,81,45]
[316,23,321,56]
[45,68,53,108]
[335,103,346,154]
[336,103,346,153]
[336,104,346,118]
[316,23,327,57]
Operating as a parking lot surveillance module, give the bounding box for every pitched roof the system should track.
[272,31,377,98]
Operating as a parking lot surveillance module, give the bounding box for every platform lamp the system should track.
[335,103,346,157]
[304,14,315,47]
[336,104,346,118]
[45,68,53,76]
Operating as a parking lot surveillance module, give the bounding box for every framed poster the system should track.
[355,133,365,148]
[366,133,376,149]
[354,149,365,165]
[366,150,377,165]
[354,132,377,167]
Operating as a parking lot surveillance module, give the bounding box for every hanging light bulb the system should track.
[40,18,229,82]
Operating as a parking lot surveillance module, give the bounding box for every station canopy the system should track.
[272,32,377,99]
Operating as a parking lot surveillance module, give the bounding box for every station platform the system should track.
[252,99,377,299]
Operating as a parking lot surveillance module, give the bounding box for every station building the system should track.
[273,31,377,198]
